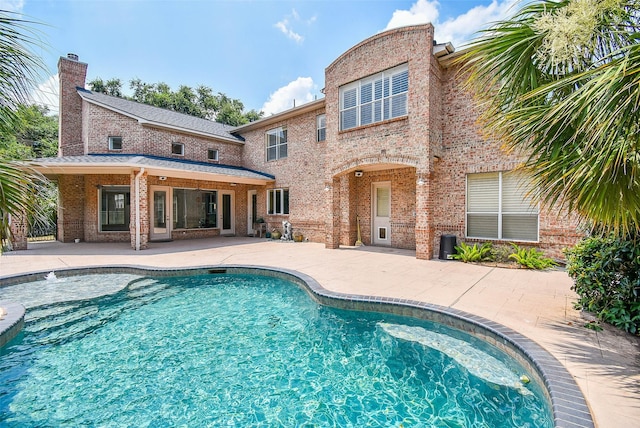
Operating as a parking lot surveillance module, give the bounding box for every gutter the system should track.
[134,167,145,251]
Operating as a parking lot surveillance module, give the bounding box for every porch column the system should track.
[325,176,341,249]
[130,170,149,250]
[339,174,356,246]
[415,172,433,260]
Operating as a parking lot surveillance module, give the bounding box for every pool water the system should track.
[0,273,552,427]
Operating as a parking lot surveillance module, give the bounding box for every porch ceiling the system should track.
[24,154,275,186]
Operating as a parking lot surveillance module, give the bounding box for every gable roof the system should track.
[77,88,244,144]
[27,154,274,185]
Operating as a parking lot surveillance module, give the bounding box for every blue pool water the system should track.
[0,273,552,427]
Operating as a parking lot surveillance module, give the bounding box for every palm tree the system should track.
[0,10,49,249]
[459,0,640,236]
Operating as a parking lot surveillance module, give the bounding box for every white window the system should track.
[266,127,287,161]
[208,148,219,161]
[466,171,539,241]
[339,63,408,131]
[108,136,122,150]
[267,188,289,215]
[317,114,326,142]
[171,142,184,156]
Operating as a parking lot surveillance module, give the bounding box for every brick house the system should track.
[16,24,581,259]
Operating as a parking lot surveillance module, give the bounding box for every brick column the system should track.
[130,170,149,250]
[415,172,433,259]
[8,212,28,251]
[325,176,341,249]
[58,175,85,243]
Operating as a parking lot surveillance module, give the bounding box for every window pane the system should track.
[275,190,282,214]
[267,146,277,161]
[392,70,409,94]
[502,172,537,213]
[467,173,499,212]
[267,190,274,214]
[467,214,498,239]
[502,215,538,241]
[361,103,373,125]
[374,100,382,122]
[343,88,357,109]
[341,108,357,130]
[361,82,372,104]
[283,189,289,214]
[391,93,407,118]
[374,80,383,100]
[376,187,390,217]
[279,142,287,159]
[267,132,277,147]
[317,127,326,142]
[383,99,390,120]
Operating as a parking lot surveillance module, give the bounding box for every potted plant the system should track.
[271,229,281,240]
[293,231,304,242]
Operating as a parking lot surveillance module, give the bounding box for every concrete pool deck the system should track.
[1,237,638,427]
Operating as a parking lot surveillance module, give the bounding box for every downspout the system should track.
[134,168,145,251]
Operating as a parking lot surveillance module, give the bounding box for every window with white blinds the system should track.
[339,63,408,131]
[466,171,539,241]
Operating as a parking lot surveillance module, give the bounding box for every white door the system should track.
[372,182,391,246]
[150,186,171,241]
[247,190,257,235]
[220,190,235,235]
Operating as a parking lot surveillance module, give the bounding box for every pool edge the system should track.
[0,264,595,428]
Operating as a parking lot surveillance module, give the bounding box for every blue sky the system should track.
[4,0,520,115]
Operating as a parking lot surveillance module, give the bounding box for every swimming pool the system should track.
[0,267,591,426]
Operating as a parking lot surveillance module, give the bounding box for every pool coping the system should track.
[0,264,594,428]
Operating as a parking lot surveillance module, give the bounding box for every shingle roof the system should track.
[29,154,274,184]
[77,89,243,143]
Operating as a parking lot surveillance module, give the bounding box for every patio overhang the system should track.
[23,154,275,186]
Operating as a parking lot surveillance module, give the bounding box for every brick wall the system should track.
[57,174,85,242]
[83,102,244,164]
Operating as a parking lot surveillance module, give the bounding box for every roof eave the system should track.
[232,98,326,133]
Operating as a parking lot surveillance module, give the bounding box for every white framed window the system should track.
[108,136,122,150]
[208,148,219,161]
[173,188,217,229]
[266,127,287,161]
[339,63,408,131]
[171,142,184,156]
[317,114,326,142]
[267,188,289,215]
[466,171,539,241]
[99,186,130,232]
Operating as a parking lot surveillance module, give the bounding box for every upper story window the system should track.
[340,63,409,131]
[466,171,539,242]
[172,142,184,156]
[208,148,219,162]
[317,114,326,142]
[266,127,287,161]
[108,136,122,150]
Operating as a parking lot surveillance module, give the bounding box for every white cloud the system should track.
[385,0,518,49]
[261,77,316,116]
[0,0,25,13]
[275,18,304,44]
[31,74,59,115]
[274,8,316,44]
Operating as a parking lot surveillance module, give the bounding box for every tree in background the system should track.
[89,77,263,126]
[0,104,58,159]
[0,11,51,250]
[460,0,640,237]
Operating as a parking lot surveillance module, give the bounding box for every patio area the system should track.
[1,237,639,427]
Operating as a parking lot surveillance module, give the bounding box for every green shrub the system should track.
[452,242,494,263]
[508,243,557,270]
[490,244,513,264]
[565,236,640,335]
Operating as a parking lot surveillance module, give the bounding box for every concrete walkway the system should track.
[1,237,639,427]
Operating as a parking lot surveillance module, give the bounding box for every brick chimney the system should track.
[58,53,88,156]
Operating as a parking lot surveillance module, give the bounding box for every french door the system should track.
[150,186,171,241]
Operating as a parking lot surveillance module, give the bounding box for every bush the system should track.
[508,243,557,269]
[452,242,494,263]
[565,236,640,335]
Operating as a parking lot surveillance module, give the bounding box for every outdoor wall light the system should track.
[159,176,167,181]
[417,177,425,186]
[355,170,363,177]
[324,184,331,191]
